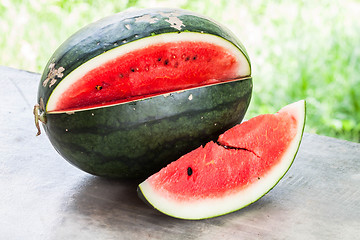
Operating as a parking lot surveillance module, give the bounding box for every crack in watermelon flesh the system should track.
[138,100,306,219]
[51,40,246,112]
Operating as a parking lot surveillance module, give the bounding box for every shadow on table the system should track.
[58,175,270,238]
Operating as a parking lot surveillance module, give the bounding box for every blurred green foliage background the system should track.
[1,0,360,142]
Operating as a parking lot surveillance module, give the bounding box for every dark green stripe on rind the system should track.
[37,8,251,108]
[43,78,252,178]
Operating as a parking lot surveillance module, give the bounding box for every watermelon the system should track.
[138,100,306,219]
[34,8,252,178]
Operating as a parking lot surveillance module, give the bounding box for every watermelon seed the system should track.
[193,55,197,60]
[185,56,190,61]
[130,68,135,72]
[158,57,162,62]
[187,167,193,176]
[95,85,102,90]
[164,59,169,65]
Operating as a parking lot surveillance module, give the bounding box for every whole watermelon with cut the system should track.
[34,8,252,178]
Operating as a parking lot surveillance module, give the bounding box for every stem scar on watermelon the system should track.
[33,8,253,178]
[138,100,306,220]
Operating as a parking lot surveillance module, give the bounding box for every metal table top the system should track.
[1,66,359,239]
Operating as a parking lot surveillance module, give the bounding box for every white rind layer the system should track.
[46,32,251,112]
[138,100,306,220]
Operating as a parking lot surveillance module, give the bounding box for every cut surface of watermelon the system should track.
[138,100,306,219]
[47,32,250,113]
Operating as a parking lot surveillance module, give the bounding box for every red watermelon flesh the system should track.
[51,41,245,112]
[138,100,306,219]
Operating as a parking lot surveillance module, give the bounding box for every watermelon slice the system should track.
[138,100,306,219]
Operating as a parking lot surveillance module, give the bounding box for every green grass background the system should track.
[1,0,360,142]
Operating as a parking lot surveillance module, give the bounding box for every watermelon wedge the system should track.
[138,100,306,219]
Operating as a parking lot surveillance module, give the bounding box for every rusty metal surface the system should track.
[1,66,359,239]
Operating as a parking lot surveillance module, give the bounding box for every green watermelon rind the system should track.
[137,100,306,220]
[37,8,251,111]
[43,78,252,178]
